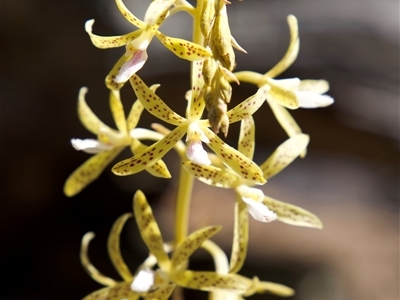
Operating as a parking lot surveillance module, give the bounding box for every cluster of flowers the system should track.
[64,0,333,299]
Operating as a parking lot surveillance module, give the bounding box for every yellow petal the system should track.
[150,123,187,159]
[227,85,269,124]
[133,190,170,271]
[172,270,249,293]
[298,79,330,94]
[171,225,222,270]
[80,232,117,287]
[82,282,139,300]
[264,15,299,78]
[241,276,295,297]
[109,89,127,134]
[85,19,142,49]
[234,71,264,86]
[182,161,239,188]
[130,139,171,178]
[115,0,145,28]
[203,127,266,185]
[156,32,213,61]
[129,75,186,126]
[144,283,176,300]
[263,196,323,229]
[107,213,134,282]
[112,125,187,176]
[238,116,255,160]
[260,134,309,179]
[266,80,299,109]
[77,87,108,135]
[229,195,249,274]
[144,0,174,27]
[64,147,124,197]
[187,60,206,120]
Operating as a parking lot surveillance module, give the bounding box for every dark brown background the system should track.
[0,0,398,299]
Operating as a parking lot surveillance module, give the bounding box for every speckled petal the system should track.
[80,232,117,286]
[253,280,294,297]
[156,32,213,61]
[129,75,186,126]
[109,89,127,134]
[78,87,108,135]
[227,85,269,124]
[182,161,239,188]
[133,190,170,271]
[64,147,124,197]
[187,60,205,120]
[112,125,187,176]
[263,196,323,229]
[238,116,255,160]
[130,139,171,178]
[298,79,330,94]
[82,282,139,300]
[171,226,222,270]
[266,81,299,109]
[172,271,249,293]
[229,195,248,274]
[144,283,176,300]
[115,0,145,28]
[264,15,299,78]
[85,19,142,49]
[107,213,134,282]
[203,128,266,185]
[144,0,174,26]
[260,134,309,179]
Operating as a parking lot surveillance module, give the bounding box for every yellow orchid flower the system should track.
[64,86,171,197]
[111,72,270,186]
[234,15,334,154]
[183,116,322,273]
[85,0,212,90]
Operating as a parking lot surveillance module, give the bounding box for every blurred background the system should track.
[0,0,398,299]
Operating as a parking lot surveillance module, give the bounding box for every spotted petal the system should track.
[260,134,309,179]
[266,97,302,137]
[129,75,186,126]
[109,89,127,134]
[85,19,142,49]
[80,232,117,287]
[264,15,299,79]
[78,87,108,135]
[241,276,294,297]
[229,195,249,274]
[144,0,174,27]
[203,127,266,184]
[171,225,222,270]
[107,213,133,282]
[182,161,239,188]
[266,79,299,109]
[133,190,171,271]
[112,125,187,176]
[64,147,124,197]
[263,196,323,228]
[115,0,145,28]
[82,282,139,300]
[187,60,206,120]
[144,283,176,300]
[238,116,255,160]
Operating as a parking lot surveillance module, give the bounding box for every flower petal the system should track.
[112,125,187,176]
[171,225,222,270]
[82,282,139,300]
[260,134,309,179]
[264,15,299,78]
[298,79,330,94]
[77,87,108,135]
[241,276,294,297]
[266,80,299,109]
[133,190,171,271]
[144,283,176,300]
[263,196,323,228]
[109,89,127,134]
[85,19,142,49]
[80,232,118,287]
[241,196,277,223]
[227,85,269,124]
[229,195,249,274]
[266,97,302,135]
[238,116,255,160]
[71,138,114,154]
[144,0,174,26]
[115,0,145,28]
[64,147,124,197]
[187,60,206,120]
[107,213,134,282]
[172,271,249,293]
[156,32,213,61]
[129,75,186,126]
[203,127,266,185]
[182,161,239,188]
[296,91,334,108]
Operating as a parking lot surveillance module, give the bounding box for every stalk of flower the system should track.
[111,74,269,186]
[85,0,212,90]
[182,116,322,273]
[64,86,171,197]
[233,15,334,156]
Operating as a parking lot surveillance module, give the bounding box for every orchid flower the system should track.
[85,0,211,90]
[111,70,270,186]
[64,86,171,197]
[234,15,334,156]
[183,116,322,273]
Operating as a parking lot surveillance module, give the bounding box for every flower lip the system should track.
[131,268,156,293]
[115,50,148,84]
[71,138,113,154]
[186,140,211,166]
